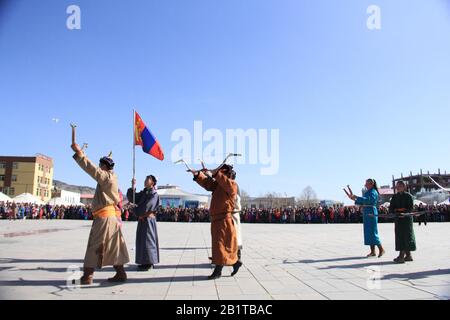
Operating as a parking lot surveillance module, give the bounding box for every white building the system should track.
[157,185,210,209]
[52,189,81,205]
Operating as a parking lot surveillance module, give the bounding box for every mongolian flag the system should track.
[134,111,164,161]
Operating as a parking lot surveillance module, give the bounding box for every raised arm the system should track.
[73,153,110,185]
[355,190,378,206]
[193,171,217,192]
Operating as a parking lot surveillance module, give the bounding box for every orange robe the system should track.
[194,171,238,266]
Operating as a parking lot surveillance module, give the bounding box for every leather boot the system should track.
[208,266,223,280]
[394,251,406,264]
[108,265,127,283]
[231,260,243,277]
[80,267,94,285]
[404,252,414,262]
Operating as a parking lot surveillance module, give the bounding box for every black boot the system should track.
[231,260,243,277]
[137,264,152,272]
[208,266,223,280]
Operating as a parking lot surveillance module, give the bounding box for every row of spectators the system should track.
[1,201,449,224]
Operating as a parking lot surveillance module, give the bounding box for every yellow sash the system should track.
[93,205,121,219]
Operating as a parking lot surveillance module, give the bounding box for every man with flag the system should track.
[127,175,160,271]
[130,111,164,271]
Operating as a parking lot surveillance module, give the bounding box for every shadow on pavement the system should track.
[317,261,397,270]
[382,269,450,280]
[284,256,369,265]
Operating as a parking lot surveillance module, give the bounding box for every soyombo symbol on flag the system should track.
[134,111,164,161]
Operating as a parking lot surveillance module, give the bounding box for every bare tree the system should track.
[240,189,251,208]
[297,186,318,208]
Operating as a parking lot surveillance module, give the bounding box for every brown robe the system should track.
[194,171,238,266]
[73,153,130,268]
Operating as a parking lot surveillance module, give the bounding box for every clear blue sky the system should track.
[1,0,449,204]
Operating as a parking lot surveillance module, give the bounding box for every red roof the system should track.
[379,188,394,195]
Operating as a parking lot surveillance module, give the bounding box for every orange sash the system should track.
[93,205,121,219]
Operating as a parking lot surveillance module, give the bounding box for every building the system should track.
[393,170,450,194]
[51,189,81,205]
[319,200,344,207]
[243,196,296,209]
[0,154,54,202]
[157,185,210,209]
[80,194,94,206]
[378,186,395,204]
[392,170,450,205]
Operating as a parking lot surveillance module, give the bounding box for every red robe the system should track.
[195,171,238,266]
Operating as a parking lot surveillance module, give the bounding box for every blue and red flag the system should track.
[134,111,164,161]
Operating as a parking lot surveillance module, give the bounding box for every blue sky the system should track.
[0,0,449,203]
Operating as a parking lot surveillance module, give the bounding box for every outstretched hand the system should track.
[187,169,199,176]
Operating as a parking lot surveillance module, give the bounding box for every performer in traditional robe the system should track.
[71,144,130,285]
[189,164,242,280]
[390,181,416,264]
[347,179,385,258]
[127,175,160,271]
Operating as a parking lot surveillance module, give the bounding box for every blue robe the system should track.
[355,189,381,246]
[127,187,160,265]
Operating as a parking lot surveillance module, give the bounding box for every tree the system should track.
[297,186,318,208]
[240,189,251,208]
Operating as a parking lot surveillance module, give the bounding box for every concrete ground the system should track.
[0,220,449,300]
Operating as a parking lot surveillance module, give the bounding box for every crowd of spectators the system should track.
[2,201,449,224]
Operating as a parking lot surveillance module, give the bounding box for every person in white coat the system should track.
[233,180,243,264]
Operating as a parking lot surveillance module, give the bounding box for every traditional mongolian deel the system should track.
[73,153,130,269]
[390,191,417,252]
[127,186,160,266]
[355,188,381,246]
[194,171,239,266]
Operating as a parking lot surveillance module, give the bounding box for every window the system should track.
[0,162,5,169]
[11,175,17,182]
[12,162,18,169]
[0,175,5,181]
[9,188,14,196]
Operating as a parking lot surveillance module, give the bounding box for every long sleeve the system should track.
[126,188,134,203]
[389,194,397,214]
[355,190,378,206]
[127,188,143,203]
[214,171,237,197]
[73,153,110,186]
[194,172,217,192]
[146,193,159,212]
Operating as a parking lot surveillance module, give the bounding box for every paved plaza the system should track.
[0,220,449,300]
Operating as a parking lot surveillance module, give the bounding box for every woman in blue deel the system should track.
[346,179,386,258]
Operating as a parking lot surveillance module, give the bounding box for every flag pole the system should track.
[132,109,136,205]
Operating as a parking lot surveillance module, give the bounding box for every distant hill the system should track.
[53,179,95,195]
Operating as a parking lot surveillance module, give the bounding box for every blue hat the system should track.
[100,156,115,169]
